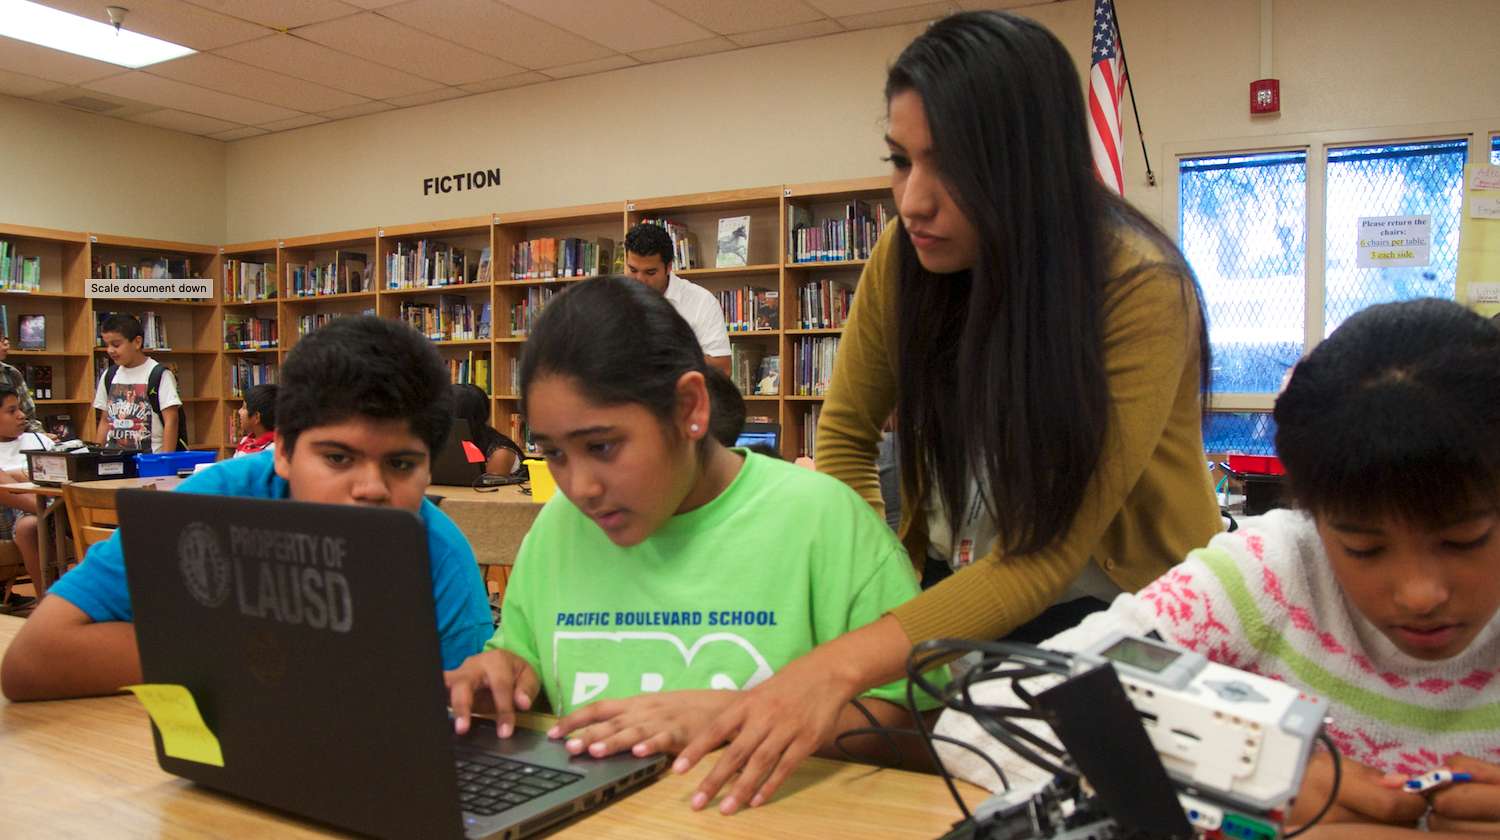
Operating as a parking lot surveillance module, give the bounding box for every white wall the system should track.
[0,94,226,244]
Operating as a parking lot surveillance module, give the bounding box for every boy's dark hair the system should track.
[100,313,144,342]
[1275,298,1500,527]
[520,277,733,456]
[0,382,19,406]
[242,383,278,431]
[623,223,675,267]
[705,365,747,448]
[277,315,453,455]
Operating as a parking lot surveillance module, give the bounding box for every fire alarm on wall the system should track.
[1250,78,1280,114]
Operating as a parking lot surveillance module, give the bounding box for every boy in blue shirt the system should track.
[1,316,492,701]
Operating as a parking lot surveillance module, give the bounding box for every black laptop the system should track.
[118,490,664,840]
[431,419,486,487]
[734,421,780,452]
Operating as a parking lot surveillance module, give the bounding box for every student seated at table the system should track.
[452,383,523,475]
[0,382,53,609]
[934,299,1500,838]
[233,383,277,457]
[1,316,492,701]
[445,277,944,771]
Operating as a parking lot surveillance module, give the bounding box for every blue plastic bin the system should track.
[136,450,218,477]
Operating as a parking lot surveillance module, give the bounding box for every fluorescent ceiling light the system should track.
[0,0,195,68]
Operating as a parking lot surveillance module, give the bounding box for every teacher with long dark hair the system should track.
[676,10,1223,812]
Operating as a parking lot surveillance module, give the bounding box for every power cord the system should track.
[1283,730,1342,838]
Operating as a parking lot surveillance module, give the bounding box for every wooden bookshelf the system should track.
[4,177,895,460]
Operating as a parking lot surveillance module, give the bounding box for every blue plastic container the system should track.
[136,450,218,477]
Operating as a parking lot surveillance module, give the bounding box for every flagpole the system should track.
[1108,0,1156,188]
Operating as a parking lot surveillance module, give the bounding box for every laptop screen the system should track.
[734,422,780,452]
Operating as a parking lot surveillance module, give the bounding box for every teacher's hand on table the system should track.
[445,649,541,739]
[547,690,740,758]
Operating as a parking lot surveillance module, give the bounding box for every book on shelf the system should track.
[231,357,277,397]
[718,287,778,332]
[289,251,368,297]
[0,241,42,292]
[447,351,491,393]
[224,259,276,303]
[798,279,854,329]
[790,335,840,396]
[295,308,375,337]
[746,415,774,424]
[788,200,891,263]
[506,413,535,455]
[95,310,168,350]
[729,342,764,396]
[17,315,44,350]
[508,238,613,281]
[91,256,196,280]
[477,301,492,340]
[398,294,479,342]
[756,355,780,396]
[801,403,824,457]
[386,240,481,289]
[638,219,696,270]
[716,216,750,268]
[44,413,72,440]
[16,363,51,399]
[477,247,492,284]
[224,315,278,350]
[509,287,558,337]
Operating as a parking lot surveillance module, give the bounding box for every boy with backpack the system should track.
[92,313,181,453]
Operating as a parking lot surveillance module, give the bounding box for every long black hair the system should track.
[1276,298,1500,526]
[887,11,1210,555]
[452,382,521,461]
[519,276,744,456]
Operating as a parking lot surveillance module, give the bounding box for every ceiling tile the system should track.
[38,0,268,50]
[216,33,446,99]
[459,71,552,93]
[208,125,271,140]
[728,18,844,47]
[182,0,364,29]
[84,71,306,124]
[803,0,934,15]
[318,100,399,119]
[27,85,161,118]
[129,107,243,135]
[384,87,470,107]
[379,0,617,69]
[0,36,126,86]
[539,55,639,80]
[505,0,713,53]
[628,36,736,64]
[257,114,331,131]
[648,0,826,36]
[0,69,61,98]
[146,53,370,113]
[294,13,524,85]
[837,1,958,29]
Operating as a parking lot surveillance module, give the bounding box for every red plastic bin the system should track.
[1226,453,1285,476]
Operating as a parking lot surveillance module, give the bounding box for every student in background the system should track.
[2,316,492,701]
[0,383,52,610]
[622,223,732,375]
[0,335,44,435]
[233,383,277,457]
[452,383,523,475]
[444,277,942,766]
[93,313,181,453]
[679,11,1220,813]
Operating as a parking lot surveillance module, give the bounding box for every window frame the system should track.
[1164,120,1496,412]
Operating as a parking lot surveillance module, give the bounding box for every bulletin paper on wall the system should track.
[1457,164,1500,318]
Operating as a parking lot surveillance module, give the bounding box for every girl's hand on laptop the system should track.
[444,650,540,739]
[1427,754,1500,832]
[547,690,741,759]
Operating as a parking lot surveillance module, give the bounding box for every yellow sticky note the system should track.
[123,684,225,767]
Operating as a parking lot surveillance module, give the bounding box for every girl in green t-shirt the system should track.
[444,276,941,775]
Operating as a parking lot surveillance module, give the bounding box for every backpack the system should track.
[101,363,190,452]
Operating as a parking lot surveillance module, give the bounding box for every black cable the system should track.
[846,696,904,769]
[833,727,1009,793]
[1284,731,1342,838]
[906,661,975,820]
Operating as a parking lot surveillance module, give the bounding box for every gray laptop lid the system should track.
[119,490,660,840]
[430,419,485,487]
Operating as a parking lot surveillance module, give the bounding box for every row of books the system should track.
[787,200,891,263]
[92,256,195,279]
[224,260,276,303]
[505,413,536,455]
[296,309,373,337]
[447,353,490,393]
[789,335,840,396]
[289,252,371,297]
[0,242,41,292]
[508,237,613,281]
[387,241,487,289]
[509,287,558,337]
[397,296,484,342]
[728,344,779,396]
[796,279,854,329]
[95,310,169,349]
[230,357,276,397]
[504,357,519,397]
[718,287,779,332]
[15,363,53,399]
[223,315,277,350]
[799,402,823,458]
[638,219,697,270]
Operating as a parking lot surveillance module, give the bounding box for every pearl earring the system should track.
[690,424,700,433]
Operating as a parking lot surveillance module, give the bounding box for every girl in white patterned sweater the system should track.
[936,298,1500,838]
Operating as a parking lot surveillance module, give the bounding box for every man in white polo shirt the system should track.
[622,223,731,374]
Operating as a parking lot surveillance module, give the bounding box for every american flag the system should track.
[1088,0,1125,194]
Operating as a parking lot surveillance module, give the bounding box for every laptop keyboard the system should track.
[454,751,583,816]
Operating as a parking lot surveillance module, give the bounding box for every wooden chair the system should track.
[63,483,155,561]
[0,514,27,613]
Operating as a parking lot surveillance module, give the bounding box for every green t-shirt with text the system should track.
[487,451,942,715]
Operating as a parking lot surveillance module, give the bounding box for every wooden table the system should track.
[424,483,542,567]
[0,615,986,838]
